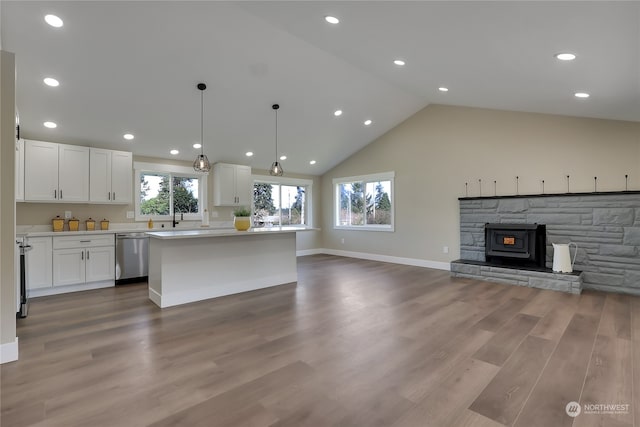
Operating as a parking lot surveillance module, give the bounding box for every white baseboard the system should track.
[0,337,18,364]
[29,280,114,298]
[298,248,450,271]
[296,248,325,256]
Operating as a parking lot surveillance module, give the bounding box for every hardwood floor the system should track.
[2,254,639,427]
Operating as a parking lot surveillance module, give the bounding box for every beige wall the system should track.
[16,158,322,251]
[1,51,17,349]
[321,104,640,263]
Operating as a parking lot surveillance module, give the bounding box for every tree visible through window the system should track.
[336,175,393,229]
[139,172,199,216]
[253,182,307,227]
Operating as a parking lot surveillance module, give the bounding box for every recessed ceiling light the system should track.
[280,155,287,160]
[44,14,63,28]
[170,149,179,155]
[394,59,406,66]
[43,121,57,129]
[325,16,339,24]
[438,87,449,92]
[43,77,59,87]
[193,143,202,149]
[334,109,343,117]
[364,119,372,126]
[575,92,590,98]
[123,133,134,140]
[245,151,254,157]
[555,53,576,61]
[309,160,317,165]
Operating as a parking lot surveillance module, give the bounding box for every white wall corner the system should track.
[0,337,19,364]
[298,248,451,271]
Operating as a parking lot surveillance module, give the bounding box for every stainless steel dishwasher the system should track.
[115,232,149,284]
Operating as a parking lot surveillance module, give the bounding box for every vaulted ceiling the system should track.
[2,1,638,174]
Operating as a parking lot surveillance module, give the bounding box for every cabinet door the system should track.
[235,165,252,206]
[58,144,90,202]
[110,151,132,203]
[85,246,115,282]
[26,237,53,290]
[24,140,59,201]
[53,249,85,286]
[214,163,238,206]
[15,139,24,201]
[89,148,111,202]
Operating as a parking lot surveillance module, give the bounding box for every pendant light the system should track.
[269,104,283,176]
[193,83,211,173]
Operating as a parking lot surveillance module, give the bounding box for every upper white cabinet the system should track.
[213,163,251,206]
[58,144,90,202]
[15,139,24,201]
[89,148,132,203]
[24,140,89,202]
[23,139,131,204]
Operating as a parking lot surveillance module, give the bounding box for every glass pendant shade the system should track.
[194,154,211,173]
[193,83,211,173]
[269,161,283,176]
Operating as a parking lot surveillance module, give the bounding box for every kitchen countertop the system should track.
[147,227,315,240]
[17,224,234,238]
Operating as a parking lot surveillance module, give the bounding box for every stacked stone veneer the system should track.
[459,192,640,295]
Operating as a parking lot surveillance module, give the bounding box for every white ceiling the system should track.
[2,1,639,175]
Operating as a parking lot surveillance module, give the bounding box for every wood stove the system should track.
[485,223,546,268]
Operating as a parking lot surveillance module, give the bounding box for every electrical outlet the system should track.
[443,246,449,254]
[341,238,345,245]
[211,210,219,218]
[64,211,72,219]
[126,211,134,219]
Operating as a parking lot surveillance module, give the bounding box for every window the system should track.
[135,162,207,221]
[252,176,312,228]
[334,172,394,231]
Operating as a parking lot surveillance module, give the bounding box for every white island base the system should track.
[147,229,298,308]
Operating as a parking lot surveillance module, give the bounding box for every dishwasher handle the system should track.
[116,234,149,239]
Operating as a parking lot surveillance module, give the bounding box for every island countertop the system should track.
[146,226,316,240]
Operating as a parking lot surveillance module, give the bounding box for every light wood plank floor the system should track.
[2,254,639,427]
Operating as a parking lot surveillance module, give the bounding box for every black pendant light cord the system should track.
[201,88,204,156]
[273,104,279,159]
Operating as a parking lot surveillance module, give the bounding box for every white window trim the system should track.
[333,171,395,232]
[134,161,208,222]
[252,174,313,228]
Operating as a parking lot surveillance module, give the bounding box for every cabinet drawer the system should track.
[53,234,114,249]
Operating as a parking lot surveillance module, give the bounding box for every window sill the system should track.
[334,225,394,232]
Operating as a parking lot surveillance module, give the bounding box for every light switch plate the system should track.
[64,211,72,219]
[126,211,134,219]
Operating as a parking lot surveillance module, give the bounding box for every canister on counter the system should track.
[52,216,64,232]
[100,219,109,230]
[68,217,80,231]
[86,218,96,231]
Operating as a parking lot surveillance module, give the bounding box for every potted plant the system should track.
[233,206,252,231]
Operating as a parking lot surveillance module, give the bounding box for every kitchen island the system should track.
[146,227,310,308]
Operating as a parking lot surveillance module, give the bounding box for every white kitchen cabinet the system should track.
[24,140,58,201]
[26,237,53,290]
[53,248,85,286]
[58,144,90,202]
[213,163,252,206]
[89,148,132,203]
[85,246,115,282]
[15,139,24,201]
[52,235,115,287]
[24,140,89,202]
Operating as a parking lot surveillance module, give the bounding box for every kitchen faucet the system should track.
[173,209,183,228]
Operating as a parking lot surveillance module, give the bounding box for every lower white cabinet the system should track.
[26,237,53,290]
[53,235,115,287]
[25,234,115,295]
